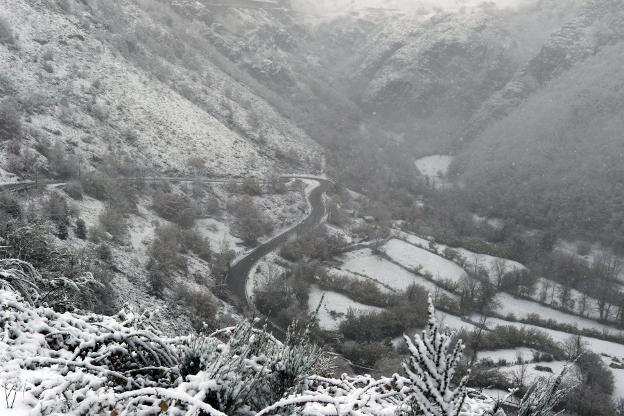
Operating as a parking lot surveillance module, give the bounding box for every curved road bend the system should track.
[227,178,332,313]
[0,175,331,315]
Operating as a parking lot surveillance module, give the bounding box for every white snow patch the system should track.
[436,312,481,332]
[484,317,624,360]
[382,239,468,284]
[308,285,383,331]
[396,230,527,281]
[477,348,536,364]
[414,155,454,188]
[414,155,454,178]
[495,293,624,337]
[246,252,285,302]
[339,248,456,297]
[195,218,242,252]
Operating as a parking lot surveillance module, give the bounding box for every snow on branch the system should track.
[400,296,469,416]
[0,260,501,416]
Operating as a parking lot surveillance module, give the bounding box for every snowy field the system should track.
[495,293,624,337]
[394,230,527,280]
[436,312,481,332]
[327,267,394,292]
[308,285,383,331]
[339,249,456,296]
[393,231,623,333]
[393,230,431,247]
[556,239,624,283]
[414,155,454,177]
[382,239,468,283]
[497,360,624,399]
[476,348,536,364]
[483,316,624,360]
[246,252,286,301]
[476,318,624,399]
[532,277,611,321]
[438,244,526,276]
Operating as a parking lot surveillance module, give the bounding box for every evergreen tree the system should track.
[75,218,87,240]
[401,296,469,416]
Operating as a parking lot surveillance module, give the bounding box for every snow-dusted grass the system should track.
[496,358,624,400]
[308,285,383,331]
[442,245,526,276]
[414,155,454,189]
[339,248,457,296]
[484,316,624,360]
[436,311,481,332]
[495,293,624,337]
[195,218,242,251]
[382,238,467,284]
[70,195,106,230]
[532,277,611,321]
[472,214,504,230]
[0,0,322,179]
[394,231,622,332]
[257,181,315,243]
[414,155,454,178]
[476,348,537,364]
[327,267,394,293]
[556,239,624,284]
[393,230,431,247]
[325,224,353,244]
[246,252,286,302]
[498,360,568,383]
[394,230,527,280]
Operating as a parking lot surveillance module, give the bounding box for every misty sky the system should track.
[292,0,537,14]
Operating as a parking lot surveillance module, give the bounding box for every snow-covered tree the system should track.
[400,296,469,416]
[517,366,572,416]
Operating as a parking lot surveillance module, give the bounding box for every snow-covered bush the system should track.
[399,297,469,416]
[1,260,503,416]
[516,366,572,416]
[0,256,98,311]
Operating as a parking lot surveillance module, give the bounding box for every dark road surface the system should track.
[0,175,331,319]
[227,178,331,313]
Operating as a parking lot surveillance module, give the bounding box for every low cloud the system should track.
[291,0,538,15]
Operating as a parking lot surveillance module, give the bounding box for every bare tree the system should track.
[512,362,529,391]
[557,284,573,311]
[591,253,622,321]
[614,290,624,328]
[492,258,508,289]
[562,334,586,361]
[578,292,589,317]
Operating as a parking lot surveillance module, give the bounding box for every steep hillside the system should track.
[451,0,624,244]
[323,0,585,155]
[457,39,624,244]
[169,0,368,153]
[0,0,322,178]
[464,0,624,141]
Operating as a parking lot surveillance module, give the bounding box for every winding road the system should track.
[227,177,332,313]
[0,175,331,318]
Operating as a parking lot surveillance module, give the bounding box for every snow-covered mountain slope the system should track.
[456,2,624,239]
[465,0,624,141]
[314,0,586,154]
[0,0,321,177]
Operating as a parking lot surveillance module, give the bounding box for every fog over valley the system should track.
[0,0,623,415]
[291,0,541,14]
